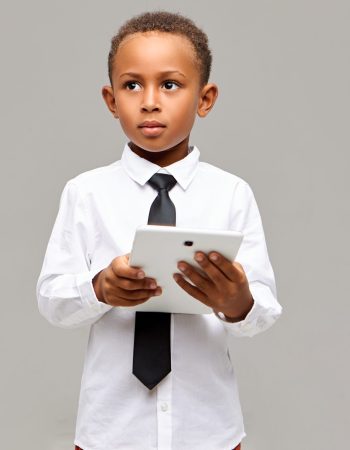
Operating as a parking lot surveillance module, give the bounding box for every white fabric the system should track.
[37,142,282,450]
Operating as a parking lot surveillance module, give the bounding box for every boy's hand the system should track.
[92,254,162,307]
[173,252,254,322]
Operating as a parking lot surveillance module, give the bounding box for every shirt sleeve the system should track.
[36,180,113,328]
[215,180,282,337]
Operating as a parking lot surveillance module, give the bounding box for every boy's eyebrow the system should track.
[119,70,187,79]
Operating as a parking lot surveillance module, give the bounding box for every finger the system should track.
[233,261,245,273]
[193,252,228,285]
[117,276,158,291]
[206,251,241,282]
[173,273,212,307]
[116,286,162,300]
[111,255,146,280]
[176,261,213,295]
[231,261,248,283]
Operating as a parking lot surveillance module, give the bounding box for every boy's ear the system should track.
[197,83,219,118]
[102,85,119,118]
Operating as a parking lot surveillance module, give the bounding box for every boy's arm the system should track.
[216,180,282,337]
[174,180,282,337]
[36,181,113,328]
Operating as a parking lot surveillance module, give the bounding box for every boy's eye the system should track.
[162,81,179,90]
[125,82,141,91]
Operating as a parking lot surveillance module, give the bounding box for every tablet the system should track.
[127,225,243,314]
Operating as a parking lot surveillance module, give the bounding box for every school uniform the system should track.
[37,142,282,450]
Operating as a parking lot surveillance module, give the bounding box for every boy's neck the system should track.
[129,138,190,167]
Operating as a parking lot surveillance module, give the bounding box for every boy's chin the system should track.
[129,141,176,153]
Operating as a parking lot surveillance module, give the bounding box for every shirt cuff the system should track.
[76,268,113,315]
[214,283,282,337]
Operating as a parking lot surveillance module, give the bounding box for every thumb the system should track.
[233,261,244,272]
[124,253,131,265]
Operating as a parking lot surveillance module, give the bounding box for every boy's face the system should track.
[102,32,218,166]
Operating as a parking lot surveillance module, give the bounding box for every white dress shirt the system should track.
[37,142,282,450]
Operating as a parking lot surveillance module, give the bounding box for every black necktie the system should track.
[132,173,177,390]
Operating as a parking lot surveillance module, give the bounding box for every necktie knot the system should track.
[147,173,177,226]
[148,173,177,193]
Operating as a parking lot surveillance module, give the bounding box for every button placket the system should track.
[156,373,172,450]
[160,401,169,412]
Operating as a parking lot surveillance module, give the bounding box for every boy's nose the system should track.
[141,87,161,112]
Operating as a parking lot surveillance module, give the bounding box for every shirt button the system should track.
[160,402,168,412]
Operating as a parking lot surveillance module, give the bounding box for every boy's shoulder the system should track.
[198,159,249,188]
[64,159,123,191]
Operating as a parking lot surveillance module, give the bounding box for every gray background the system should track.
[1,0,349,449]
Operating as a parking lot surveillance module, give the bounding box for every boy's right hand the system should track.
[92,254,162,307]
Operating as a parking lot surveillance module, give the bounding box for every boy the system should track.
[37,10,282,450]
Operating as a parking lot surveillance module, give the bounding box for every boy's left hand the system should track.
[173,251,254,322]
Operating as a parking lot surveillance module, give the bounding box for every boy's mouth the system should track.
[138,120,166,137]
[138,120,166,128]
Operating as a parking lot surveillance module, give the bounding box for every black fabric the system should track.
[132,173,177,389]
[147,173,177,226]
[132,311,172,390]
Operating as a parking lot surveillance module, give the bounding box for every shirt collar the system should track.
[120,142,200,190]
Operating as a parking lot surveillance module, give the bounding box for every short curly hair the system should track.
[108,10,212,87]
